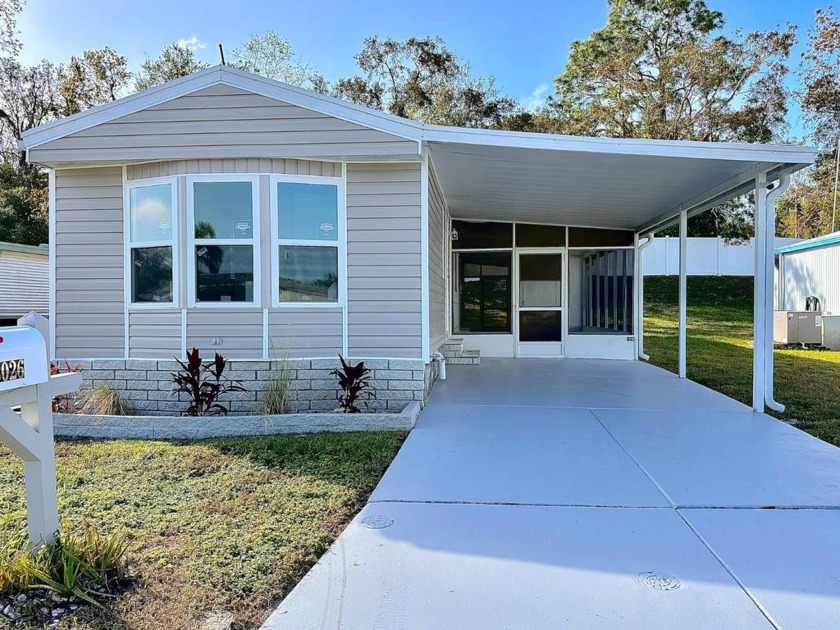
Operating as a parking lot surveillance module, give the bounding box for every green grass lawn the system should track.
[643,276,840,446]
[0,432,406,629]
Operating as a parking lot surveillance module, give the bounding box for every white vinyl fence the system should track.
[642,237,800,276]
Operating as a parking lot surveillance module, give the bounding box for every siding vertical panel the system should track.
[54,167,124,358]
[347,163,423,358]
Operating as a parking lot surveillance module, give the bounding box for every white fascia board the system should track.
[423,125,818,165]
[20,65,423,151]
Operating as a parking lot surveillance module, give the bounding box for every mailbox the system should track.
[0,326,49,392]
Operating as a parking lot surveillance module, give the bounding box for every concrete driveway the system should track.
[264,359,840,629]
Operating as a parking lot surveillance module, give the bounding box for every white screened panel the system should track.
[54,167,125,358]
[519,282,562,308]
[126,158,341,180]
[129,310,181,359]
[780,245,840,313]
[347,162,423,358]
[428,161,448,352]
[268,309,343,359]
[186,309,263,359]
[32,84,418,163]
[0,250,48,318]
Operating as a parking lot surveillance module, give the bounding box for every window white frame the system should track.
[269,173,346,308]
[186,174,262,308]
[124,176,179,308]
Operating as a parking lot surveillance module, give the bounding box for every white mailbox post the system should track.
[0,313,81,545]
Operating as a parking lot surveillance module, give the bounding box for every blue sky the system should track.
[17,0,829,135]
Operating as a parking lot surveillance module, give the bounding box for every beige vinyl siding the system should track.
[31,84,418,163]
[54,167,124,358]
[428,162,448,352]
[268,310,343,359]
[186,310,263,359]
[0,250,48,319]
[127,158,341,180]
[347,163,423,358]
[128,310,181,359]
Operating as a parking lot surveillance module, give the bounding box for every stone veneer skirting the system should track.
[74,358,433,416]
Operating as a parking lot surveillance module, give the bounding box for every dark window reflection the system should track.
[195,245,254,302]
[519,311,563,342]
[132,246,173,303]
[457,252,511,333]
[279,246,338,302]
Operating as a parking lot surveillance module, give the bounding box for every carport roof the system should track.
[423,127,816,233]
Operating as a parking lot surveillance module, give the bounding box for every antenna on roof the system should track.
[218,44,226,66]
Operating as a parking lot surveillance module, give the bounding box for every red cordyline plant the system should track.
[171,348,245,416]
[330,354,376,413]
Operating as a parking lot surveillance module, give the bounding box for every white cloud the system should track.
[521,82,549,112]
[176,36,206,51]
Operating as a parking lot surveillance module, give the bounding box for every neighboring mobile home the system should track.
[776,231,840,313]
[0,241,48,326]
[17,66,815,413]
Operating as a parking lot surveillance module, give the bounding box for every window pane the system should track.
[568,227,634,247]
[132,246,172,303]
[516,223,566,247]
[195,245,254,302]
[279,246,338,303]
[519,311,562,342]
[193,181,253,239]
[452,221,512,250]
[519,254,562,308]
[457,252,511,333]
[278,183,338,241]
[130,184,172,243]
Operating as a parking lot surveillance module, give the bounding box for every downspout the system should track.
[431,351,446,380]
[763,173,791,413]
[637,233,655,360]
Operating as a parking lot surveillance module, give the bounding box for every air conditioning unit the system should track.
[774,311,823,345]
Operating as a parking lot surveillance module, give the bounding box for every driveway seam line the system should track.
[589,408,780,630]
[368,499,671,508]
[674,509,782,630]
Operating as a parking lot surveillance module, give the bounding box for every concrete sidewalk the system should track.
[263,359,840,629]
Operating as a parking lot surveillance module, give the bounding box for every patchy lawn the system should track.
[643,276,840,446]
[0,432,406,629]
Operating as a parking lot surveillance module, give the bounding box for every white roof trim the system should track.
[423,125,817,164]
[20,64,817,170]
[20,65,423,151]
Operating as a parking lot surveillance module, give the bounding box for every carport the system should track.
[422,129,815,412]
[264,358,840,629]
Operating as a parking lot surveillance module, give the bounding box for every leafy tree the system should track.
[230,31,324,89]
[777,159,838,239]
[548,0,795,238]
[778,6,840,238]
[0,161,48,245]
[799,6,840,150]
[60,47,131,115]
[0,0,22,58]
[334,36,518,128]
[550,0,794,142]
[0,58,62,165]
[135,43,210,91]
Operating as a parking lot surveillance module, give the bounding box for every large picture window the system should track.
[188,176,260,305]
[127,179,177,305]
[271,177,343,306]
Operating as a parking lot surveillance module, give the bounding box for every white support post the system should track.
[753,172,768,412]
[678,209,688,378]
